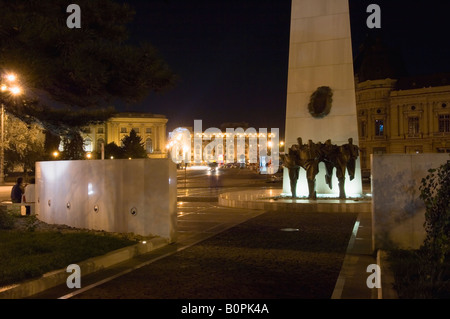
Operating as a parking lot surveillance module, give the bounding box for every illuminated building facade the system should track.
[354,36,450,174]
[81,112,168,159]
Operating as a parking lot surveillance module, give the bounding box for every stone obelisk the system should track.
[283,0,363,197]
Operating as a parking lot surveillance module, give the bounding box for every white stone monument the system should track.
[283,0,363,197]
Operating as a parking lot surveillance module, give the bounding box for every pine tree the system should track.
[121,129,147,159]
[0,0,176,137]
[61,133,85,160]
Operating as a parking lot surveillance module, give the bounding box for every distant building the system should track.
[354,36,450,173]
[80,112,168,159]
[168,125,278,171]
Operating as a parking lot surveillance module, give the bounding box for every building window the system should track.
[373,147,386,155]
[439,114,450,133]
[134,128,140,133]
[406,146,423,154]
[360,121,367,138]
[97,127,104,134]
[437,147,450,153]
[83,138,93,152]
[408,117,420,135]
[97,138,105,152]
[375,120,384,137]
[120,127,127,133]
[146,128,152,134]
[146,138,153,154]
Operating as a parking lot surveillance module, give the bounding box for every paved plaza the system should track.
[0,168,380,300]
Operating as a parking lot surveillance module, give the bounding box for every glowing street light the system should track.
[53,151,59,158]
[6,74,17,82]
[9,86,21,95]
[0,72,23,184]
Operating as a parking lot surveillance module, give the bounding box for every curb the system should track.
[218,189,372,213]
[0,236,169,299]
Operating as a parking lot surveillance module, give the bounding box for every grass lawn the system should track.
[0,214,139,288]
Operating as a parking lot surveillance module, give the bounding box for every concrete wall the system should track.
[371,153,450,250]
[35,159,177,242]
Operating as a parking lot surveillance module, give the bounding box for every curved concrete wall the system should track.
[35,159,177,242]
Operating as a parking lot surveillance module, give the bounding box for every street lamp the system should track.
[0,73,23,184]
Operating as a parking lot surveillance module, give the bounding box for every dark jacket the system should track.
[11,183,23,203]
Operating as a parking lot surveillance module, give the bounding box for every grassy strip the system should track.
[387,249,450,298]
[0,228,138,287]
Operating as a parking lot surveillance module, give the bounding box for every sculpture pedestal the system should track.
[218,189,371,213]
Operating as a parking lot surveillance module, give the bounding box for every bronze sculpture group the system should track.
[283,138,359,199]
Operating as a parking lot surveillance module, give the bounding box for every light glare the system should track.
[6,74,16,82]
[9,86,21,95]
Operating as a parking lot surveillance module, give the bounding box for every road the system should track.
[177,166,282,198]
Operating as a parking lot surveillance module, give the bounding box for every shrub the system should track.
[418,160,450,291]
[0,209,15,230]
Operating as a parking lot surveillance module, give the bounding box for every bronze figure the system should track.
[283,144,301,198]
[283,137,360,199]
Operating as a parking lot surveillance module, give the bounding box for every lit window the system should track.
[375,120,384,136]
[83,138,93,152]
[120,127,127,133]
[146,138,153,153]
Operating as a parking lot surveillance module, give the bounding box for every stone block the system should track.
[371,154,450,250]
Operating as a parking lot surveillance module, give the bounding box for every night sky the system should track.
[119,0,450,136]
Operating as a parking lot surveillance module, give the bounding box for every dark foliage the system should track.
[0,0,177,136]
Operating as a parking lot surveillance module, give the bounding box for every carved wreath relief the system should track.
[308,86,333,118]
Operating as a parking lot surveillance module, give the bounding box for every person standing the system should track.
[11,177,24,203]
